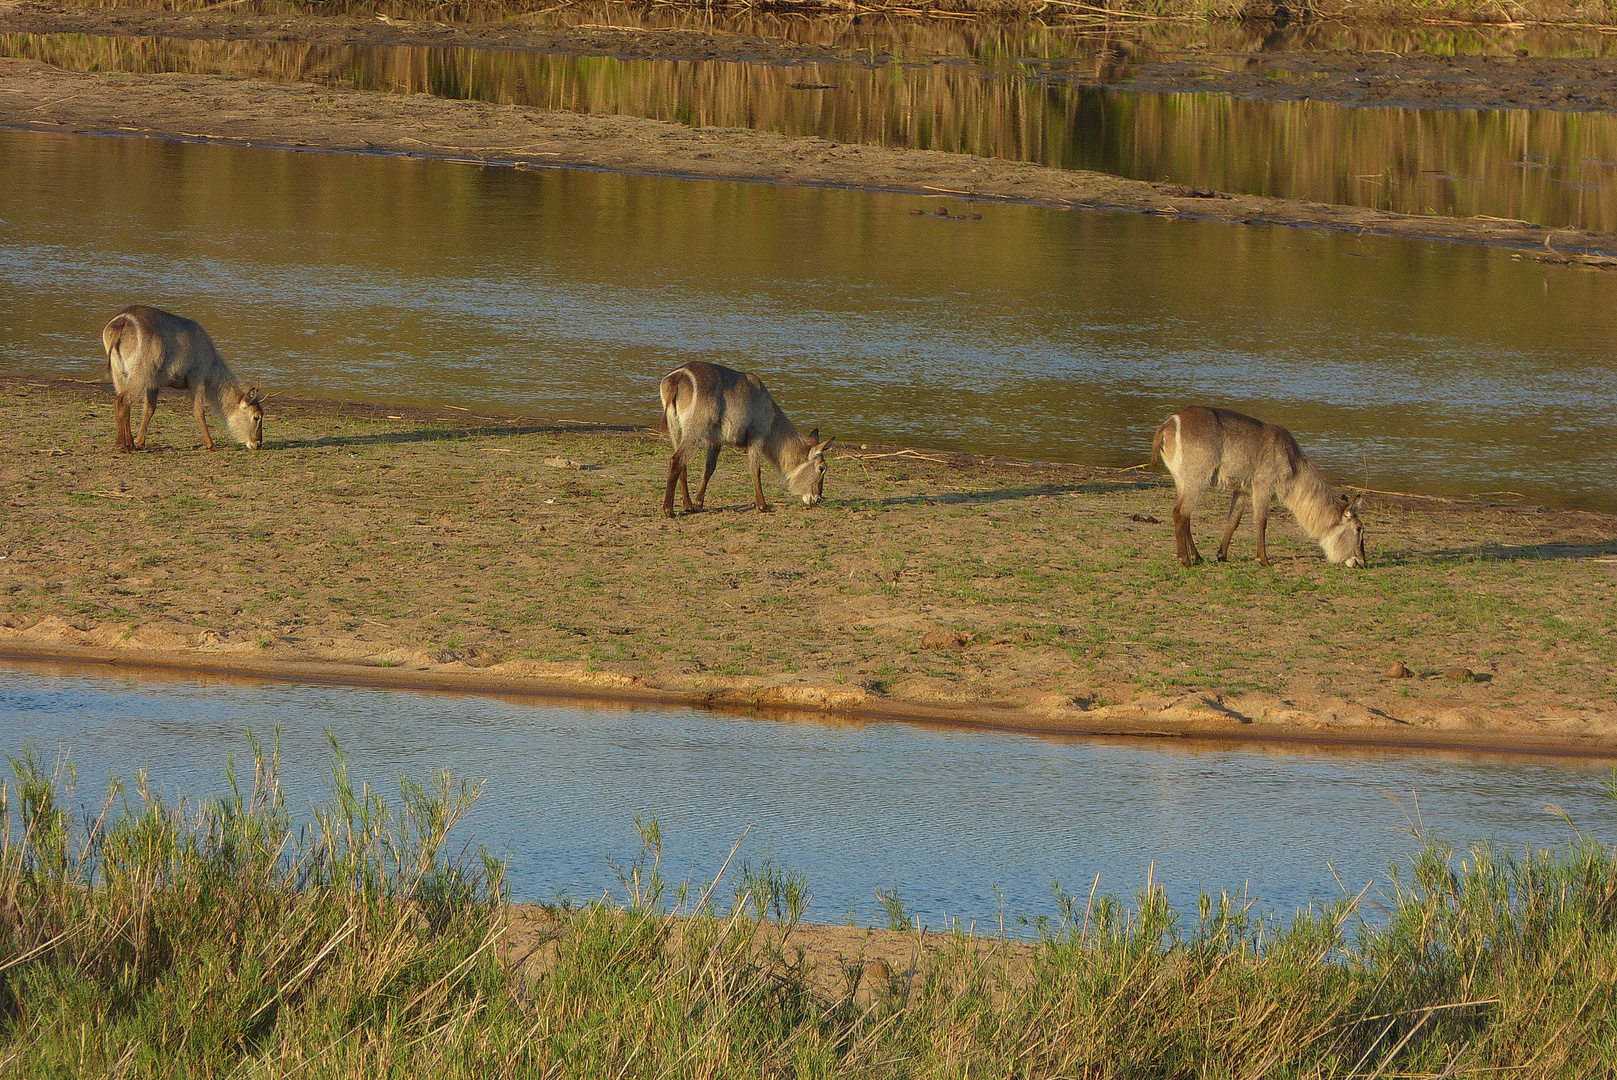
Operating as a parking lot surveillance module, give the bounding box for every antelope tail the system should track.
[101,313,135,375]
[659,365,696,443]
[1149,423,1165,472]
[660,366,699,418]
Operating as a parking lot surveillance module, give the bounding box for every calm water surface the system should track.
[4,129,1616,508]
[6,27,1617,229]
[1,666,1612,930]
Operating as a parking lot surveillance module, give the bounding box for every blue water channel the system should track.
[2,664,1611,932]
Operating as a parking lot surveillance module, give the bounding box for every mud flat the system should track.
[3,376,1615,755]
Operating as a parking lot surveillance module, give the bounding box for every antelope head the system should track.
[787,429,835,507]
[228,381,265,450]
[1322,492,1367,568]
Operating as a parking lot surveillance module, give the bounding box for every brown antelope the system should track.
[659,361,832,517]
[101,305,263,452]
[1150,406,1366,568]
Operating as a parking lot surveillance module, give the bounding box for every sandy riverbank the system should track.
[4,376,1615,756]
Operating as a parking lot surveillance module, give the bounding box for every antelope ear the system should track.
[1350,494,1364,515]
[820,436,836,451]
[808,428,820,442]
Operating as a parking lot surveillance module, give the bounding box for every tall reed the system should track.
[1,740,1613,1077]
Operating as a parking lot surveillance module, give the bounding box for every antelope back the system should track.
[662,361,786,450]
[103,305,227,387]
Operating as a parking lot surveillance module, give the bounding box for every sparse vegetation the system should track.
[2,741,1615,1076]
[35,0,1617,26]
[3,379,1616,746]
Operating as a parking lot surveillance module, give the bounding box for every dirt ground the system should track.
[3,0,1617,260]
[502,904,1034,1003]
[4,377,1616,756]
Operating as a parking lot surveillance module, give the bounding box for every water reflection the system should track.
[6,30,1617,228]
[1,663,1611,930]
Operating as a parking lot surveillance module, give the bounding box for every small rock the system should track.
[865,958,891,983]
[1131,513,1162,524]
[1446,666,1476,684]
[1387,660,1413,679]
[922,629,976,650]
[543,457,581,469]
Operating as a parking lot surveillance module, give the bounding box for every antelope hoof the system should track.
[1180,554,1202,568]
[662,506,676,519]
[1216,551,1229,563]
[1258,557,1272,568]
[758,503,774,514]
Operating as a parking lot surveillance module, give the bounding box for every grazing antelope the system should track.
[1150,406,1366,568]
[659,361,832,517]
[101,305,263,453]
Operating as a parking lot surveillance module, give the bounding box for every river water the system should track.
[5,128,1616,509]
[1,665,1610,930]
[6,25,1617,230]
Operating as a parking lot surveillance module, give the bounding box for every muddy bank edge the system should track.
[5,643,1616,759]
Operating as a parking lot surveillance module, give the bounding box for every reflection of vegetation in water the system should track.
[7,29,1617,229]
[48,0,1617,33]
[4,741,1616,1074]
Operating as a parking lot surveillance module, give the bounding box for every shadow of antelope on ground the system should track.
[266,422,643,452]
[871,479,1161,510]
[1373,538,1617,566]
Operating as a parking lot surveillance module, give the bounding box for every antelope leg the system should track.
[1173,507,1200,566]
[662,453,684,518]
[135,389,158,450]
[692,444,720,510]
[1217,492,1245,562]
[1254,496,1272,567]
[752,457,772,513]
[114,392,134,452]
[194,391,216,451]
[678,464,696,512]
